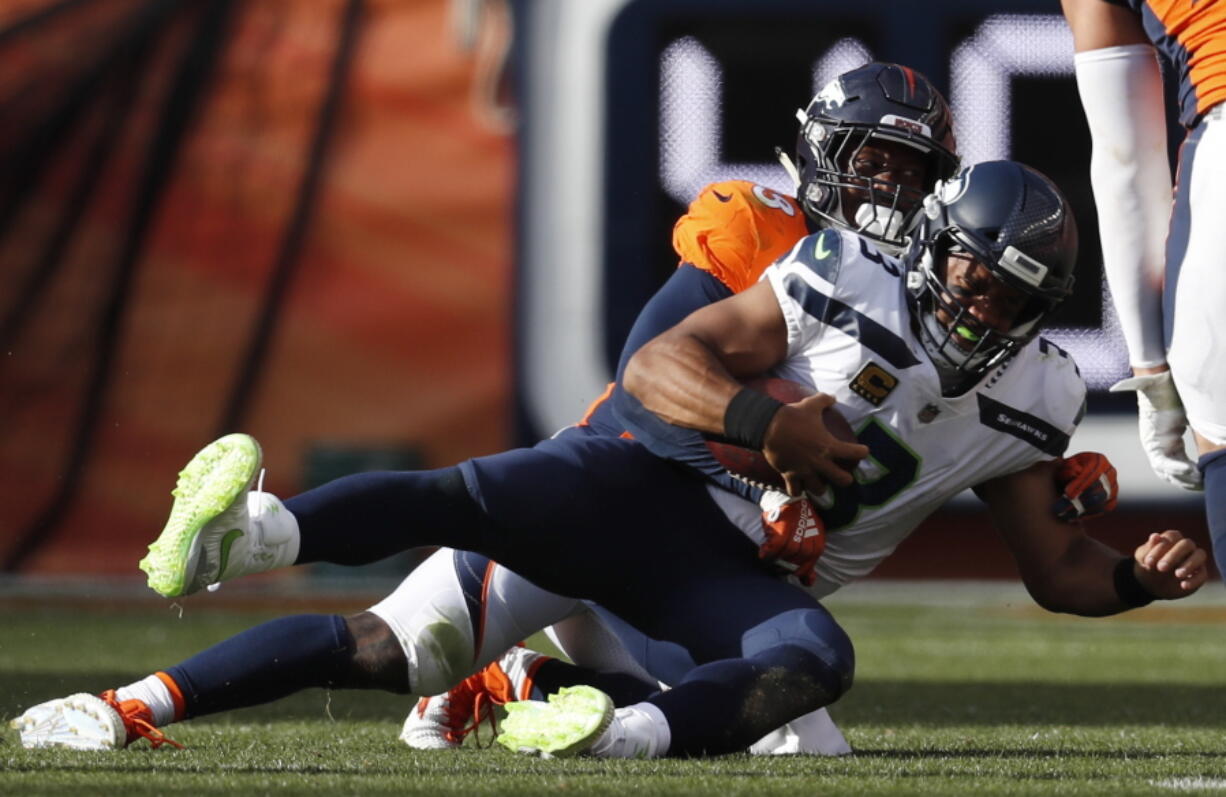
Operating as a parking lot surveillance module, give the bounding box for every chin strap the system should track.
[775,145,801,189]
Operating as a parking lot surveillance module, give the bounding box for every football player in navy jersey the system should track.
[13,161,1200,759]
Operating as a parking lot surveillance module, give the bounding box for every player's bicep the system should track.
[674,280,789,378]
[1060,0,1148,51]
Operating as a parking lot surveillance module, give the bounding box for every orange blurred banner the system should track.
[0,0,514,573]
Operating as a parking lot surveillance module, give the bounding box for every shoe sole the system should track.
[139,434,261,598]
[497,686,614,758]
[11,693,125,750]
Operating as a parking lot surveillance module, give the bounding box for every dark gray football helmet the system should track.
[786,62,959,253]
[903,160,1078,394]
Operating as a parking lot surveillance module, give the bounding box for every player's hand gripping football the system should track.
[759,490,825,586]
[1132,530,1208,599]
[1051,451,1119,522]
[762,392,868,497]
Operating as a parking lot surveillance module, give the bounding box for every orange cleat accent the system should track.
[401,646,549,749]
[98,690,185,750]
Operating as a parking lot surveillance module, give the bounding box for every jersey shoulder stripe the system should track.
[790,228,843,284]
[780,271,920,369]
[672,180,809,294]
[772,228,920,370]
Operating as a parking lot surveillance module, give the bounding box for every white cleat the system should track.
[748,708,852,756]
[139,434,298,598]
[401,647,545,749]
[11,694,125,751]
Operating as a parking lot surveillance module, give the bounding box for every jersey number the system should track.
[751,184,796,216]
[822,418,919,530]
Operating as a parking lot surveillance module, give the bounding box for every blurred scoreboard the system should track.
[509,0,1185,507]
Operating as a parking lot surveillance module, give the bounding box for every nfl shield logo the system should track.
[917,403,941,423]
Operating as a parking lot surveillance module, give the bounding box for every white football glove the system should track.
[1110,371,1203,491]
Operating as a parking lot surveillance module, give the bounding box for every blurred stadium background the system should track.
[0,0,1212,590]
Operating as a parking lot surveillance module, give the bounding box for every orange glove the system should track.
[759,493,826,586]
[1053,451,1119,522]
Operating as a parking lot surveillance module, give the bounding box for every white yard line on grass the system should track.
[826,578,1226,609]
[1150,777,1226,791]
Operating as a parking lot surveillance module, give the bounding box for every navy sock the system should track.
[1199,449,1226,586]
[532,659,657,706]
[165,614,353,719]
[289,467,486,566]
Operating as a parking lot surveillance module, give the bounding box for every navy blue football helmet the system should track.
[903,160,1078,395]
[785,62,959,253]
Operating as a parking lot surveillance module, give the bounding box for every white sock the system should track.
[249,491,301,568]
[498,646,550,701]
[115,675,177,727]
[589,701,670,758]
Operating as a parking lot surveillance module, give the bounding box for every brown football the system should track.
[706,377,856,490]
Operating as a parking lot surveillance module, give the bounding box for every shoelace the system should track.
[99,691,184,750]
[443,683,501,747]
[252,468,267,550]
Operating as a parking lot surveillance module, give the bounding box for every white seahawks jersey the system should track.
[710,227,1087,595]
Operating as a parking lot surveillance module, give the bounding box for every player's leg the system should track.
[500,609,853,759]
[110,431,848,755]
[384,550,665,748]
[1165,108,1226,583]
[370,548,584,696]
[373,546,588,748]
[546,605,690,687]
[458,434,855,757]
[1200,447,1226,582]
[11,611,395,750]
[132,434,480,597]
[546,602,852,756]
[126,431,847,756]
[499,570,854,757]
[138,433,507,598]
[140,431,652,600]
[24,523,601,749]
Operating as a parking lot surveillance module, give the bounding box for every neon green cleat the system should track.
[139,433,263,598]
[496,686,614,758]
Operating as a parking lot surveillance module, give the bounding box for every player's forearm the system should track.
[1074,44,1171,369]
[623,330,743,435]
[984,464,1150,616]
[1022,534,1141,617]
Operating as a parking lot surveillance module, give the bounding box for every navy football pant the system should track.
[286,430,854,755]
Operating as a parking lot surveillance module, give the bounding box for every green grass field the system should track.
[2,580,1225,796]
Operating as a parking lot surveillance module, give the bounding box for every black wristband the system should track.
[1113,557,1156,608]
[723,388,785,450]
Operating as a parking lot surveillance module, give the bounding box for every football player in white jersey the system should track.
[403,60,969,755]
[394,63,1115,755]
[1061,0,1226,585]
[492,159,1206,756]
[12,161,1199,758]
